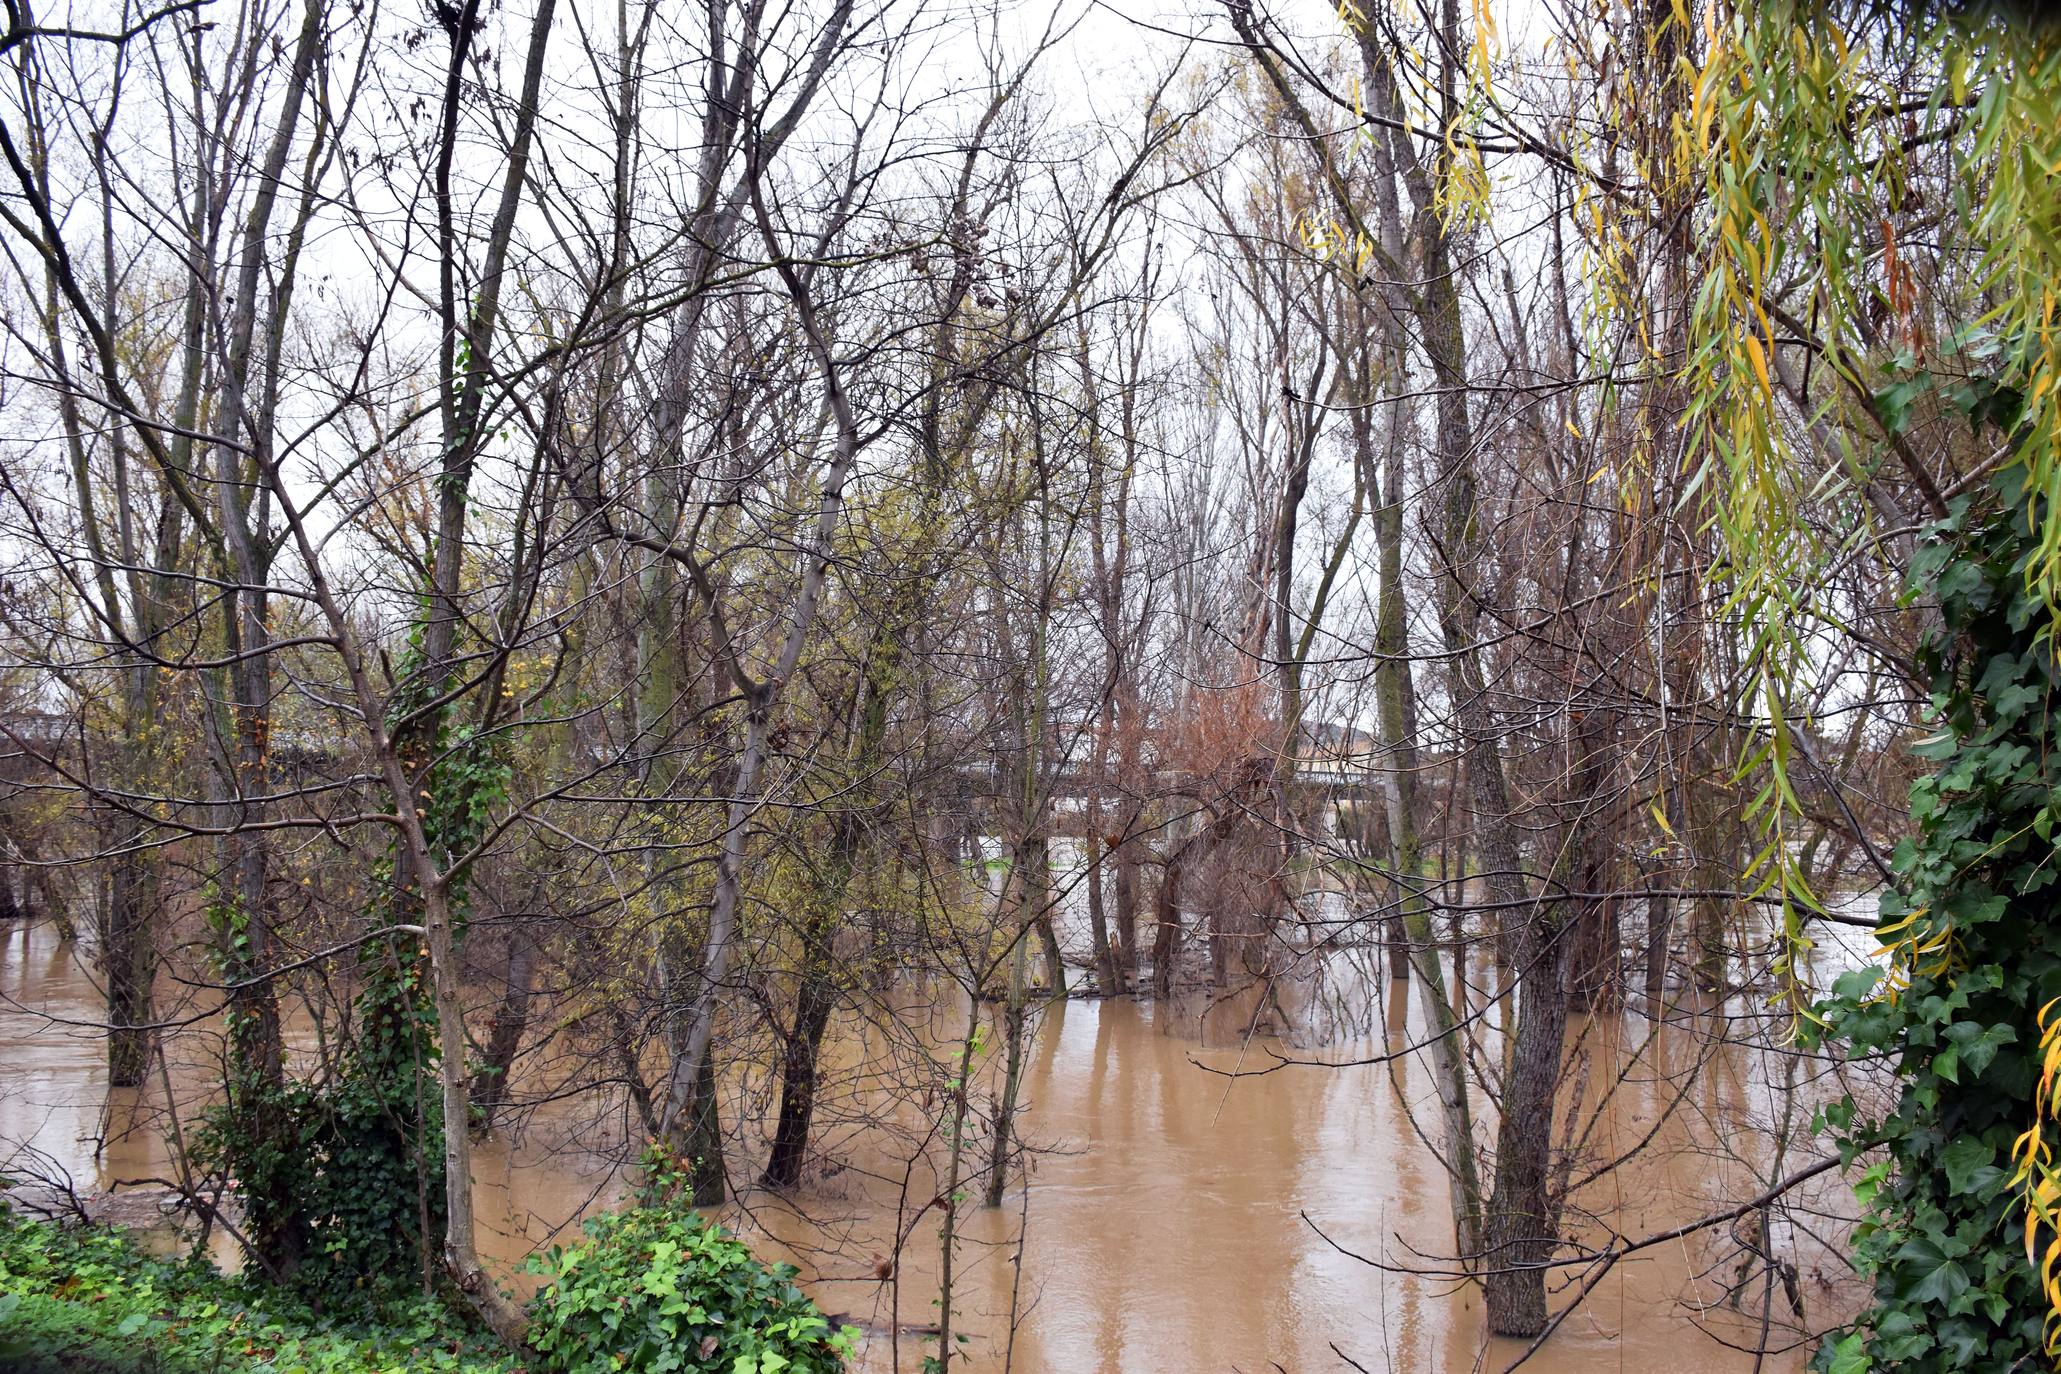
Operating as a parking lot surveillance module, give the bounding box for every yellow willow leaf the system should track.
[1694,63,1722,150]
[1744,335,1772,393]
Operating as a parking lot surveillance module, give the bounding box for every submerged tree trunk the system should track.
[469,924,538,1132]
[1114,832,1141,987]
[1034,910,1066,998]
[103,849,156,1088]
[683,1048,727,1207]
[986,930,1030,1207]
[763,909,839,1189]
[1085,801,1118,994]
[1151,846,1187,999]
[1645,892,1673,1010]
[1481,911,1572,1334]
[1570,894,1622,1010]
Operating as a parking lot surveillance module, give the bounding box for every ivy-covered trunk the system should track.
[1814,494,2057,1372]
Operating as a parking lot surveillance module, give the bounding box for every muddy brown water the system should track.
[1,915,1861,1372]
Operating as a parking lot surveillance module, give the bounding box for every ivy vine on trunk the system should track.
[194,621,514,1311]
[1810,468,2057,1372]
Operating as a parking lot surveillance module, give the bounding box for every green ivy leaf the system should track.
[1943,1020,2018,1078]
[1940,1138,2001,1195]
[1896,1236,1972,1307]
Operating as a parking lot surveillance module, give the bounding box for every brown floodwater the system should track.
[2,913,1861,1372]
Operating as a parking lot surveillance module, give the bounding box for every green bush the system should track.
[0,1211,514,1373]
[524,1205,855,1374]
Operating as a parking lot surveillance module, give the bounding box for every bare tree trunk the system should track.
[658,194,864,1173]
[1114,830,1141,987]
[1034,909,1066,997]
[986,930,1030,1206]
[1151,846,1186,1000]
[1645,892,1673,1010]
[1481,912,1571,1334]
[934,993,983,1372]
[469,925,538,1132]
[103,849,155,1088]
[1085,800,1118,993]
[763,932,838,1188]
[1571,893,1623,1010]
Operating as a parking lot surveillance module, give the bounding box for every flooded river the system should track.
[1,914,1860,1372]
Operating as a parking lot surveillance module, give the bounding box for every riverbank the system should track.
[0,1213,516,1374]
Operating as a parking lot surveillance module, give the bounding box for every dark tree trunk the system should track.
[1114,826,1140,985]
[1645,892,1672,1010]
[104,850,155,1088]
[1150,852,1183,999]
[1034,910,1065,997]
[1571,893,1622,1009]
[985,933,1029,1207]
[222,830,296,1276]
[207,596,308,1276]
[1481,910,1572,1335]
[1386,910,1411,981]
[469,925,538,1131]
[763,930,838,1189]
